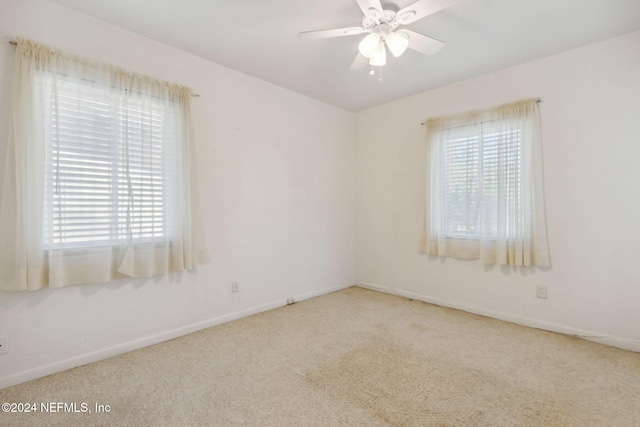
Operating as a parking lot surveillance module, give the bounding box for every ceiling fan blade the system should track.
[355,0,384,20]
[298,27,366,40]
[350,53,369,70]
[403,30,445,55]
[396,0,462,25]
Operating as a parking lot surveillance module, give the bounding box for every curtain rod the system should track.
[8,39,200,98]
[420,99,542,125]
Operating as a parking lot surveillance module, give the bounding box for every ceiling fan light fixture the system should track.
[358,33,381,58]
[299,0,456,77]
[385,31,409,57]
[369,42,387,66]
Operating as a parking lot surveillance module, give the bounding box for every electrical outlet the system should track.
[286,297,295,305]
[0,336,8,355]
[536,285,547,299]
[232,281,239,293]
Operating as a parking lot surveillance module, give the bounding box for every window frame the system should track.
[42,72,177,250]
[437,119,524,242]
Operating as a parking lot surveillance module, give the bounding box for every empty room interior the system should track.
[1,0,640,425]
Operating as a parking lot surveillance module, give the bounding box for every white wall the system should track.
[0,0,355,388]
[355,30,640,351]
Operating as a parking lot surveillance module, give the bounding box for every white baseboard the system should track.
[0,282,353,390]
[357,282,640,353]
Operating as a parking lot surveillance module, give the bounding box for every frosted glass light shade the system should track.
[385,31,409,57]
[358,33,381,58]
[369,42,387,66]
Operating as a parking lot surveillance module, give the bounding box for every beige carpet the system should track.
[1,286,639,426]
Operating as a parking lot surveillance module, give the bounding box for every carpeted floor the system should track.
[1,286,639,426]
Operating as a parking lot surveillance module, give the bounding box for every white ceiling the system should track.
[47,0,640,111]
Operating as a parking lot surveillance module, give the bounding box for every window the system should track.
[0,38,209,291]
[441,120,522,240]
[421,99,550,267]
[45,77,175,248]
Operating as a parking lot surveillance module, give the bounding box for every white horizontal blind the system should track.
[442,121,522,239]
[44,76,175,248]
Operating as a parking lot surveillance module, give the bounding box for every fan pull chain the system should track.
[368,66,384,83]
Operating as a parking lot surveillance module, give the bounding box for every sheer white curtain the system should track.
[0,38,209,291]
[421,98,550,267]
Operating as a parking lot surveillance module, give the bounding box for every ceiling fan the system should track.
[299,0,460,74]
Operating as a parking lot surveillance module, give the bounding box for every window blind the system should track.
[441,121,522,239]
[44,77,175,248]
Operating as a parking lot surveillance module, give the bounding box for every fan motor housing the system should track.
[362,2,401,32]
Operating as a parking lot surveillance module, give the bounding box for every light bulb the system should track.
[358,33,381,58]
[369,42,386,66]
[385,31,409,57]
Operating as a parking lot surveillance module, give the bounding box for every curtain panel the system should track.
[0,38,209,291]
[421,98,550,267]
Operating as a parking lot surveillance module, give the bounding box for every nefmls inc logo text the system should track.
[41,402,90,413]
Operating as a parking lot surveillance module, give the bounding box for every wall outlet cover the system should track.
[536,285,548,299]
